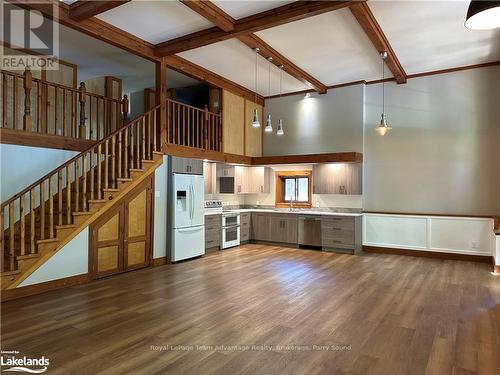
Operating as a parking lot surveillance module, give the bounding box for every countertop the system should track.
[205,208,362,217]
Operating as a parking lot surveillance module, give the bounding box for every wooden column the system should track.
[122,94,129,126]
[156,57,168,153]
[23,68,32,132]
[79,82,87,139]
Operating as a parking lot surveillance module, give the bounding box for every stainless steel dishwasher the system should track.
[298,215,322,248]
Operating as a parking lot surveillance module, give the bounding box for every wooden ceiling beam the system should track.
[349,2,407,83]
[69,1,131,21]
[180,0,235,32]
[164,55,265,106]
[179,1,328,94]
[237,34,327,94]
[155,1,354,56]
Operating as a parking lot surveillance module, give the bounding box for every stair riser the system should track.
[55,228,74,241]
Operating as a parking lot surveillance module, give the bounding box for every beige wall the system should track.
[263,85,364,155]
[363,65,500,216]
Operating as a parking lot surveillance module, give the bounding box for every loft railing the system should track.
[0,105,160,273]
[166,98,222,152]
[0,68,128,141]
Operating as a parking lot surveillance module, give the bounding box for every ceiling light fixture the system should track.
[265,56,273,133]
[465,1,500,30]
[276,64,284,136]
[375,51,392,136]
[252,47,261,128]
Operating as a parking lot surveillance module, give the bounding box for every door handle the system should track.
[178,227,203,233]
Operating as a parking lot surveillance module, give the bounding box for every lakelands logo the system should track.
[1,350,50,373]
[0,1,59,70]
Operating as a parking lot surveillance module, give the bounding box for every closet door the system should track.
[91,206,124,278]
[124,178,153,271]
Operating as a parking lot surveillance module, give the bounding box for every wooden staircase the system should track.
[1,106,162,290]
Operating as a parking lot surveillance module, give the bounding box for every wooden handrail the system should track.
[1,105,160,209]
[0,69,121,103]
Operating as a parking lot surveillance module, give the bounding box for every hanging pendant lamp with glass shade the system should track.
[375,51,392,136]
[465,1,500,30]
[276,65,284,135]
[264,57,273,133]
[251,48,261,128]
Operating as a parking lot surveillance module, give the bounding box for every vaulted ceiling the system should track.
[28,1,500,96]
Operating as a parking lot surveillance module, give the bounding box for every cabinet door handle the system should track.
[260,185,263,193]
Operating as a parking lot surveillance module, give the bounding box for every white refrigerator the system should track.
[171,173,205,262]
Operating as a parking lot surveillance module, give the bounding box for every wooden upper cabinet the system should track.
[203,162,217,194]
[222,89,245,155]
[171,156,203,175]
[244,99,263,157]
[313,163,362,195]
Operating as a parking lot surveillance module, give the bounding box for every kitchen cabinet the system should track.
[234,166,271,194]
[313,163,362,195]
[205,214,221,250]
[269,214,298,244]
[203,162,216,194]
[216,164,235,178]
[240,212,251,242]
[171,156,203,175]
[321,215,361,254]
[251,212,270,241]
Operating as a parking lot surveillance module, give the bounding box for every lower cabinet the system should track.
[269,214,298,244]
[251,212,270,241]
[321,216,362,254]
[240,212,251,242]
[205,214,221,250]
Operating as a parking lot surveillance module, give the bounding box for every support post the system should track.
[156,57,168,153]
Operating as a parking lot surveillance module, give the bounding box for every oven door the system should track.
[222,225,240,249]
[222,214,240,227]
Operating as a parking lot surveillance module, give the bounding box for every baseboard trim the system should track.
[152,257,167,266]
[1,274,90,302]
[493,265,500,274]
[363,246,493,264]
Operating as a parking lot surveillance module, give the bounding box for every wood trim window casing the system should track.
[275,170,312,209]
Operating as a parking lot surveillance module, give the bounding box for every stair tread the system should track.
[73,211,93,216]
[1,270,21,276]
[103,188,119,192]
[88,199,107,203]
[17,253,40,260]
[55,224,76,229]
[117,178,133,181]
[37,238,58,244]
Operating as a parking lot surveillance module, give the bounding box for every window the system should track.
[275,171,312,208]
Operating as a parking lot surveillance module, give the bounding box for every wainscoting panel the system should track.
[363,214,494,256]
[363,214,428,249]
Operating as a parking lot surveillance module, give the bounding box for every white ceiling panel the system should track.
[179,39,309,96]
[255,8,387,86]
[213,0,296,19]
[369,1,500,74]
[96,0,214,44]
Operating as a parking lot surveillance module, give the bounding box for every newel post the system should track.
[79,82,86,139]
[121,94,129,126]
[23,68,32,132]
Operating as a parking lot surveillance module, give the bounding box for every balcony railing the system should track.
[166,98,222,152]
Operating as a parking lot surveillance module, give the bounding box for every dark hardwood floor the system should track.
[1,244,499,374]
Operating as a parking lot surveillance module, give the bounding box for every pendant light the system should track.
[375,51,392,136]
[251,48,261,128]
[264,56,273,133]
[465,1,500,30]
[276,64,284,136]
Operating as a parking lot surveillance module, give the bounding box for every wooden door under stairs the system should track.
[90,176,153,279]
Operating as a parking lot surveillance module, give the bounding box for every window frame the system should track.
[275,170,312,209]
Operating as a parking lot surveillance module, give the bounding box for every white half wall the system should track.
[18,227,89,287]
[0,144,78,201]
[495,235,500,266]
[363,214,494,257]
